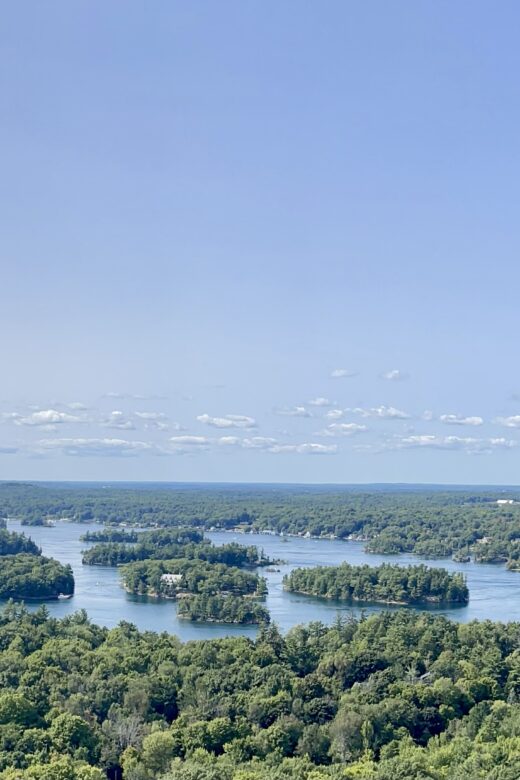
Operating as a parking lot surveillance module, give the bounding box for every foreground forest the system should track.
[3,482,520,565]
[1,607,520,779]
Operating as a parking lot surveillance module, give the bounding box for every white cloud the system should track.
[170,435,210,446]
[197,413,257,429]
[331,369,357,379]
[270,442,338,455]
[37,438,152,456]
[495,415,520,428]
[4,409,84,426]
[134,411,168,421]
[273,406,312,418]
[308,397,332,407]
[439,414,484,426]
[386,434,517,454]
[217,435,334,454]
[68,402,88,411]
[381,369,406,381]
[217,436,242,447]
[352,405,410,420]
[243,436,279,449]
[216,436,279,450]
[318,423,368,437]
[422,410,434,421]
[101,411,136,430]
[325,409,345,420]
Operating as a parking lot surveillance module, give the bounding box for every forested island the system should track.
[82,525,270,624]
[0,527,74,601]
[80,528,140,543]
[1,606,520,778]
[20,517,54,527]
[116,530,269,624]
[121,558,267,599]
[0,554,74,600]
[284,562,469,605]
[177,593,270,624]
[82,528,269,568]
[4,481,520,567]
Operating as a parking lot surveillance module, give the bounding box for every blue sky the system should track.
[1,1,520,484]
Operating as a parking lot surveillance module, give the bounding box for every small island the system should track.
[21,517,55,527]
[283,562,469,605]
[0,529,74,601]
[80,528,140,543]
[121,558,267,599]
[82,528,271,568]
[0,554,75,600]
[177,593,270,624]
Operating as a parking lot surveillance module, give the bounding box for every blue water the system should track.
[5,521,520,638]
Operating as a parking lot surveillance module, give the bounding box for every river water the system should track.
[6,521,520,639]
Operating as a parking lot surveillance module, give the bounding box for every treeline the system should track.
[121,558,267,599]
[177,593,270,624]
[284,563,469,605]
[4,481,520,564]
[3,607,520,778]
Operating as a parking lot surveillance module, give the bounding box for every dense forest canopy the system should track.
[80,529,140,544]
[82,531,268,569]
[1,607,520,778]
[0,529,40,557]
[3,481,520,565]
[120,558,267,599]
[176,593,270,625]
[0,555,74,600]
[0,528,74,601]
[284,563,469,605]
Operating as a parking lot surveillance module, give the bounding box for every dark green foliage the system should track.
[82,538,268,568]
[0,529,40,557]
[4,481,520,565]
[121,558,267,599]
[177,594,270,624]
[0,555,74,599]
[284,563,469,604]
[20,517,54,527]
[80,529,140,543]
[1,608,520,778]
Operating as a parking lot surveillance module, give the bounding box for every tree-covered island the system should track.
[121,558,267,599]
[82,528,270,568]
[284,563,469,605]
[0,528,74,601]
[0,554,74,600]
[177,593,270,624]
